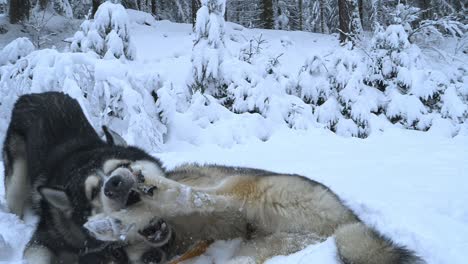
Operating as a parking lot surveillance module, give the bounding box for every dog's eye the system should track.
[117,162,131,170]
[111,248,123,259]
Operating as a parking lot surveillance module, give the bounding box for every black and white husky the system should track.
[2,92,166,263]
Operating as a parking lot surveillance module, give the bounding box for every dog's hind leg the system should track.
[3,132,30,219]
[235,232,323,263]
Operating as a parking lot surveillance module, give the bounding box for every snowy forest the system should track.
[0,0,467,263]
[0,0,466,149]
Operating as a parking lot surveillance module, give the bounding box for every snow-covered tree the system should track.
[367,25,426,129]
[0,38,35,66]
[70,1,135,60]
[190,0,226,96]
[367,24,466,132]
[297,55,331,106]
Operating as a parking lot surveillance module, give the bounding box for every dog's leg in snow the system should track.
[130,161,242,217]
[24,243,54,264]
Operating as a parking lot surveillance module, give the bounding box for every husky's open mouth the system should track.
[126,190,141,206]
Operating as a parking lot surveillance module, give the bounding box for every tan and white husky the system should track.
[86,161,424,264]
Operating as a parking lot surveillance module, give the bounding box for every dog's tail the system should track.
[334,222,424,264]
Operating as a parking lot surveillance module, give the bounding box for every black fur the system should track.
[2,92,161,261]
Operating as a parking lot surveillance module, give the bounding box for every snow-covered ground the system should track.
[0,6,467,264]
[0,128,467,263]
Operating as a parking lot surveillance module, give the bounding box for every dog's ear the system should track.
[102,126,127,147]
[38,186,72,212]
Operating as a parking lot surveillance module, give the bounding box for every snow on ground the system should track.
[0,128,467,263]
[0,12,81,51]
[0,8,467,264]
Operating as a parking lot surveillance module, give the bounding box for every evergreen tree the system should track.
[70,1,135,60]
[191,0,226,96]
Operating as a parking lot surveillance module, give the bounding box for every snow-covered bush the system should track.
[0,47,164,151]
[387,3,466,45]
[296,51,382,138]
[367,25,423,128]
[190,0,226,96]
[239,34,267,64]
[297,55,331,105]
[53,0,74,18]
[367,24,466,132]
[70,1,135,60]
[0,38,35,66]
[389,3,421,33]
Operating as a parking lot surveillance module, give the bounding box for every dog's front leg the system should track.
[23,242,54,264]
[130,162,239,217]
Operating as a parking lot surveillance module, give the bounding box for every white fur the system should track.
[102,159,131,175]
[130,160,165,179]
[24,245,53,264]
[85,175,101,201]
[5,158,29,218]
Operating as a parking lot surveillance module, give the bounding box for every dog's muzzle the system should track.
[104,168,141,208]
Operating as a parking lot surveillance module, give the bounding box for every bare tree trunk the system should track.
[418,0,431,19]
[38,0,49,10]
[91,0,101,18]
[338,0,349,43]
[260,0,274,29]
[192,0,201,27]
[151,0,156,15]
[319,0,326,33]
[298,0,303,31]
[225,3,227,21]
[358,0,364,29]
[9,0,30,24]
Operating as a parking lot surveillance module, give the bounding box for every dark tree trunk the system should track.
[298,0,303,31]
[38,0,49,10]
[224,3,227,21]
[319,0,326,33]
[338,0,350,43]
[191,0,200,27]
[418,0,431,19]
[91,0,101,18]
[260,0,274,29]
[151,0,156,15]
[358,0,364,29]
[9,0,30,24]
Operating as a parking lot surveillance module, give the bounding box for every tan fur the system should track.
[87,164,422,264]
[88,164,358,261]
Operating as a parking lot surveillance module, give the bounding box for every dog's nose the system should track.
[104,171,135,199]
[104,176,124,198]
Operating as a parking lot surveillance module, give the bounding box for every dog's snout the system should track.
[103,170,135,199]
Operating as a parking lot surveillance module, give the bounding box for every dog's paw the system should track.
[141,248,167,264]
[138,218,173,247]
[84,216,135,242]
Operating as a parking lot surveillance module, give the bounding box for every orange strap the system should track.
[168,240,214,264]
